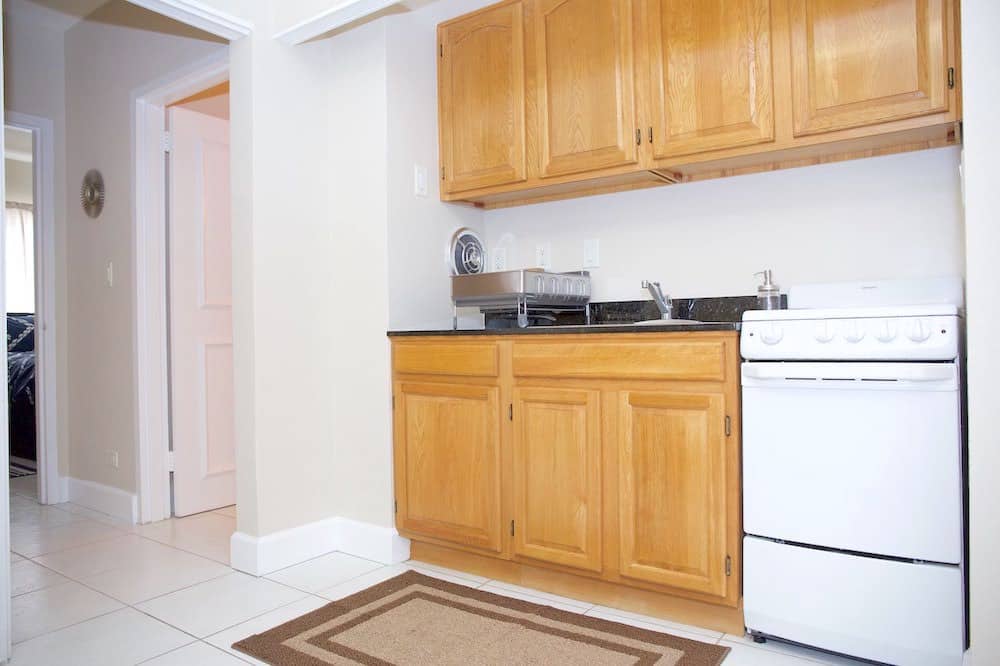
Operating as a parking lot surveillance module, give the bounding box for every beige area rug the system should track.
[233,570,730,665]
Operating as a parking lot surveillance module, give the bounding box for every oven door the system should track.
[742,362,962,564]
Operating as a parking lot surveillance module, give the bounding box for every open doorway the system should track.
[5,126,37,489]
[4,116,58,508]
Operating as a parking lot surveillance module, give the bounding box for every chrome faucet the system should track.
[642,280,672,319]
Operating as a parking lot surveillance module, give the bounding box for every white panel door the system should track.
[168,106,235,517]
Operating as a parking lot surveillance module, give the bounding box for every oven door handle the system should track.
[741,362,958,387]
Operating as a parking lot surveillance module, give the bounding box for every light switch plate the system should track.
[413,164,428,197]
[583,238,600,268]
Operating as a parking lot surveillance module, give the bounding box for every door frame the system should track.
[132,50,229,524]
[5,112,61,506]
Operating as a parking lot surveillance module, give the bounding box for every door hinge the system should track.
[724,415,732,437]
[167,450,175,473]
[510,520,515,536]
[162,130,172,153]
[725,555,732,577]
[508,403,513,421]
[948,67,955,89]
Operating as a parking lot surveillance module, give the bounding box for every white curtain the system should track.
[5,203,35,313]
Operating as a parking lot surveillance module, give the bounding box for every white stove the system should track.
[741,277,966,666]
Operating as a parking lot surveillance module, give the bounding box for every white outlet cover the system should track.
[492,247,507,271]
[535,243,551,269]
[583,238,600,268]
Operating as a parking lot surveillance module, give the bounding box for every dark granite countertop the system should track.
[387,295,772,337]
[387,321,740,337]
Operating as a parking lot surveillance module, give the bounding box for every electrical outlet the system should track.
[492,247,507,271]
[109,450,119,469]
[583,238,600,268]
[535,243,551,269]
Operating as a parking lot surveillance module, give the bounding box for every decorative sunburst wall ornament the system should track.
[80,169,105,219]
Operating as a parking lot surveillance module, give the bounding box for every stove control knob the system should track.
[875,320,898,343]
[814,322,835,343]
[907,319,932,343]
[843,322,865,344]
[760,324,784,345]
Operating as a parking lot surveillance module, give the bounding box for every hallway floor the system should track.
[8,477,862,665]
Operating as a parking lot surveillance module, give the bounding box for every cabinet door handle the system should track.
[636,128,642,145]
[648,127,653,144]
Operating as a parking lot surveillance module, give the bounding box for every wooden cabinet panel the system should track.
[393,342,499,377]
[512,339,727,381]
[439,1,527,193]
[646,0,774,159]
[394,382,503,552]
[788,0,951,136]
[618,391,729,598]
[512,387,602,572]
[534,0,638,177]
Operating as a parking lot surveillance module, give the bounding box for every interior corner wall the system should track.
[323,19,395,530]
[3,3,70,478]
[63,10,225,494]
[232,28,346,538]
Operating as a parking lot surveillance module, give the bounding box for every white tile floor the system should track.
[7,477,866,665]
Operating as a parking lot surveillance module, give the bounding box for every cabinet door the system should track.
[394,382,503,552]
[646,0,774,159]
[534,0,638,178]
[439,1,527,193]
[618,391,728,598]
[512,387,603,572]
[788,0,950,136]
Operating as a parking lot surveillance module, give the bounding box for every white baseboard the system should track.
[230,516,410,577]
[66,477,138,523]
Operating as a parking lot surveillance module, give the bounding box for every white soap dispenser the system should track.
[755,270,782,310]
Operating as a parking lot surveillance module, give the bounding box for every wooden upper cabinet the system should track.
[393,381,504,553]
[512,387,603,572]
[617,390,729,598]
[533,0,639,178]
[439,1,527,193]
[645,0,775,159]
[788,0,951,136]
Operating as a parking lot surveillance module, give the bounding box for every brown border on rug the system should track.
[233,570,730,665]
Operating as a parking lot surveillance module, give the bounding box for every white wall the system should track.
[385,0,486,332]
[484,148,964,301]
[64,3,226,493]
[3,0,70,476]
[960,1,1000,663]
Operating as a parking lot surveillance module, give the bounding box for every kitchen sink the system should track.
[633,319,703,326]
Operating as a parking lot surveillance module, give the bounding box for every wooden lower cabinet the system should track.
[393,380,504,553]
[511,386,603,572]
[617,390,729,598]
[391,333,741,619]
